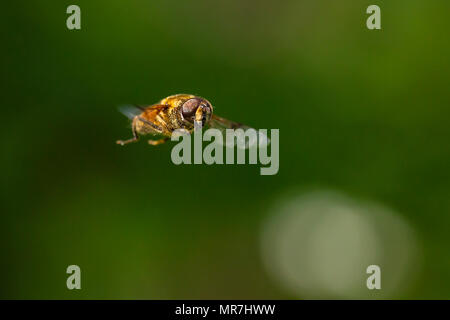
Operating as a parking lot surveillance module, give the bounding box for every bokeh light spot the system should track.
[260,190,421,298]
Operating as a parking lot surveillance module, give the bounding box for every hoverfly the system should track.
[116,94,251,146]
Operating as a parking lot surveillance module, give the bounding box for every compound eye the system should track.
[182,98,201,119]
[202,104,212,115]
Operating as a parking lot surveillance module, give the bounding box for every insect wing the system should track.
[209,114,250,131]
[118,105,144,119]
[209,115,266,149]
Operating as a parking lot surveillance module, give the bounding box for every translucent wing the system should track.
[118,104,145,119]
[209,114,251,131]
[208,114,270,149]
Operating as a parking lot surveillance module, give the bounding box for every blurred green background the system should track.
[1,0,450,299]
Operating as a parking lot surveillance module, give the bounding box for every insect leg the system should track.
[137,116,163,132]
[148,137,169,146]
[116,118,139,146]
